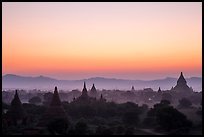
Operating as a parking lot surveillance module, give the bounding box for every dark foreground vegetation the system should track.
[2,98,202,135]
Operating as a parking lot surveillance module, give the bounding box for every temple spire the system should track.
[84,82,86,89]
[6,90,26,123]
[177,72,187,85]
[158,87,161,92]
[11,90,22,107]
[91,83,96,92]
[54,86,57,93]
[82,81,88,97]
[37,86,67,127]
[131,86,135,91]
[172,72,192,94]
[15,90,18,97]
[50,86,61,106]
[100,94,106,102]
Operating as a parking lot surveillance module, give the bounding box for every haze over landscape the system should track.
[2,2,202,135]
[2,74,202,92]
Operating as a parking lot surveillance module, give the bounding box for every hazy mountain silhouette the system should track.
[2,74,202,92]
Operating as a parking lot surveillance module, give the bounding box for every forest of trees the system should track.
[2,98,202,135]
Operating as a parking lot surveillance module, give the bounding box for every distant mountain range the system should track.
[2,74,202,92]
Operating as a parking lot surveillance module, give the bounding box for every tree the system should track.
[145,100,192,132]
[47,118,69,135]
[178,98,192,108]
[122,110,140,126]
[28,96,41,105]
[95,125,113,135]
[74,118,88,135]
[156,106,192,131]
[115,125,125,134]
[124,126,135,135]
[141,104,149,112]
[160,100,171,105]
[43,92,53,106]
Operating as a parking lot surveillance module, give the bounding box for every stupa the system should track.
[37,86,67,127]
[6,90,26,125]
[89,83,97,98]
[172,72,193,94]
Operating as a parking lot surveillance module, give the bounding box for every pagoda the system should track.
[172,72,193,94]
[131,86,135,91]
[72,82,97,103]
[81,82,88,98]
[89,83,97,98]
[6,90,26,125]
[37,86,67,127]
[158,87,162,93]
[99,94,106,102]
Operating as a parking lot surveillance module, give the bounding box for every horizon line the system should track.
[2,73,202,81]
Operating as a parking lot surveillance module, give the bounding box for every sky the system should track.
[2,2,202,80]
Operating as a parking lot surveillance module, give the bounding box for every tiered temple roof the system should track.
[172,72,192,93]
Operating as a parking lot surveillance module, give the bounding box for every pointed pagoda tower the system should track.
[99,94,106,102]
[81,82,88,98]
[37,86,67,127]
[6,90,26,124]
[172,72,192,94]
[158,87,161,92]
[89,83,97,97]
[131,86,135,91]
[73,82,98,103]
[177,72,187,86]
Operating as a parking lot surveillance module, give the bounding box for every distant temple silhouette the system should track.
[131,86,135,91]
[81,82,89,98]
[171,72,193,94]
[37,86,67,127]
[158,87,161,93]
[74,82,90,101]
[73,82,105,103]
[5,90,27,125]
[99,94,106,102]
[171,72,193,98]
[89,83,97,98]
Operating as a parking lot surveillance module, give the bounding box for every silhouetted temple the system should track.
[89,83,97,98]
[6,90,27,125]
[73,82,102,103]
[79,82,89,99]
[131,86,135,91]
[37,86,67,127]
[172,72,193,94]
[100,94,106,102]
[158,87,161,93]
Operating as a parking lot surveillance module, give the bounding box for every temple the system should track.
[158,87,161,93]
[172,72,193,94]
[131,86,135,91]
[73,82,104,103]
[99,94,106,102]
[37,86,67,127]
[5,90,27,125]
[89,83,97,98]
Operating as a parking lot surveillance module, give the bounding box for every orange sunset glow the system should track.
[2,2,202,80]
